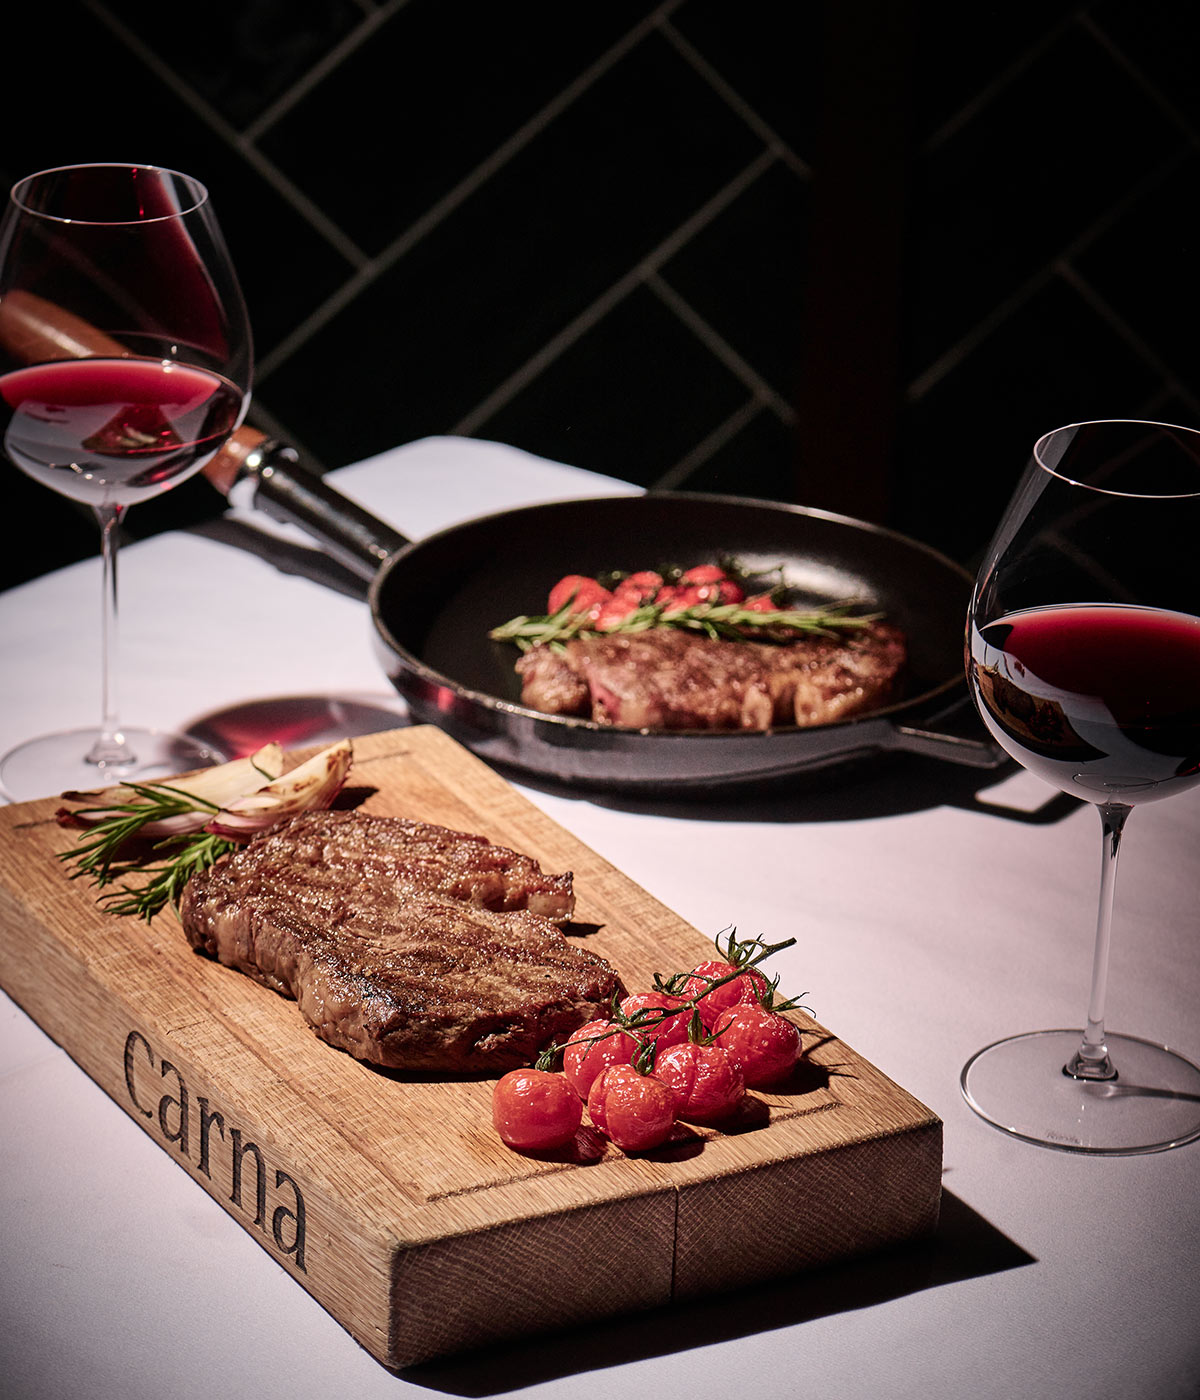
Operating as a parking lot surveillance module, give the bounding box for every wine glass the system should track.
[0,163,252,802]
[962,419,1200,1154]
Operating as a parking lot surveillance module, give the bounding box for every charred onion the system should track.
[57,739,353,919]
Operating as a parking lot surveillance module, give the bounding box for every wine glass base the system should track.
[0,727,225,804]
[961,1029,1200,1155]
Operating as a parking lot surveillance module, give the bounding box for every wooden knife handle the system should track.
[204,424,269,496]
[0,288,127,361]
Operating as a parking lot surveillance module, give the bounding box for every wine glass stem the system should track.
[1065,801,1132,1081]
[86,504,135,771]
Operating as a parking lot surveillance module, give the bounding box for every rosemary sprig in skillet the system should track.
[489,595,880,654]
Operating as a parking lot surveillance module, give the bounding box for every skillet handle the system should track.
[887,696,1008,769]
[204,429,410,583]
[891,724,1006,768]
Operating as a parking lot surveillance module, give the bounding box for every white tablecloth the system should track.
[2,436,1198,1400]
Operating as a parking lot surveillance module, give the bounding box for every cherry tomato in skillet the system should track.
[593,595,640,630]
[563,1018,638,1100]
[712,1004,803,1086]
[742,592,780,613]
[675,566,746,606]
[619,991,692,1059]
[547,574,611,620]
[679,564,729,585]
[658,579,740,612]
[587,1063,678,1151]
[492,1068,583,1151]
[613,570,664,603]
[654,1041,745,1123]
[678,959,772,1030]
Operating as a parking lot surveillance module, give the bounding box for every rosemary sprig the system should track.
[56,739,354,923]
[58,780,231,921]
[60,781,216,879]
[95,832,236,920]
[490,597,879,654]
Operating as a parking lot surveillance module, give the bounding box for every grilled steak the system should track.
[231,808,577,923]
[516,622,907,730]
[179,810,621,1072]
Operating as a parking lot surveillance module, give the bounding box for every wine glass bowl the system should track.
[962,419,1200,1153]
[0,164,252,801]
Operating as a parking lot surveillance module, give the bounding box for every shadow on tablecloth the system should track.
[403,1187,1033,1392]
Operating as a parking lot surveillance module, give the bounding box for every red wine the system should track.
[969,603,1200,803]
[0,357,243,507]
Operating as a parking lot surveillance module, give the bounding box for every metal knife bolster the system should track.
[226,438,409,582]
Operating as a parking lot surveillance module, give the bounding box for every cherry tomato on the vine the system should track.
[587,1063,678,1151]
[563,1018,638,1100]
[491,1068,583,1151]
[678,959,772,1029]
[655,1041,745,1123]
[618,991,691,1059]
[712,1004,803,1086]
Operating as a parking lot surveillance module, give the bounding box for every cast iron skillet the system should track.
[367,492,1001,791]
[210,440,1002,793]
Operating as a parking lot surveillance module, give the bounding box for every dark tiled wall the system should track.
[4,1,1198,592]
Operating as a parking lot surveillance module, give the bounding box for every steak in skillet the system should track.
[179,810,621,1072]
[516,622,907,730]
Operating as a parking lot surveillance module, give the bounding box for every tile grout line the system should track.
[646,272,796,424]
[657,17,812,177]
[80,0,372,271]
[651,396,768,491]
[905,149,1191,403]
[1080,11,1200,147]
[242,0,415,143]
[450,149,778,436]
[255,2,687,381]
[921,14,1076,154]
[1056,262,1200,420]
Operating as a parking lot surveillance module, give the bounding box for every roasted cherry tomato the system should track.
[679,564,730,584]
[712,1004,802,1086]
[711,578,746,604]
[593,595,641,630]
[660,578,744,611]
[678,958,772,1029]
[563,1018,638,1100]
[613,570,664,603]
[678,565,745,605]
[594,572,669,629]
[547,574,611,619]
[619,991,692,1058]
[492,1068,583,1151]
[587,1063,678,1151]
[654,1041,745,1123]
[742,591,780,612]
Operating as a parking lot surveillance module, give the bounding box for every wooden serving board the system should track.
[0,726,941,1369]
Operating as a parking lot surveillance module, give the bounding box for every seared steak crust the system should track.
[179,810,619,1072]
[238,808,577,923]
[516,622,907,730]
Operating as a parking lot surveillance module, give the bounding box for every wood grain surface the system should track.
[0,726,942,1369]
